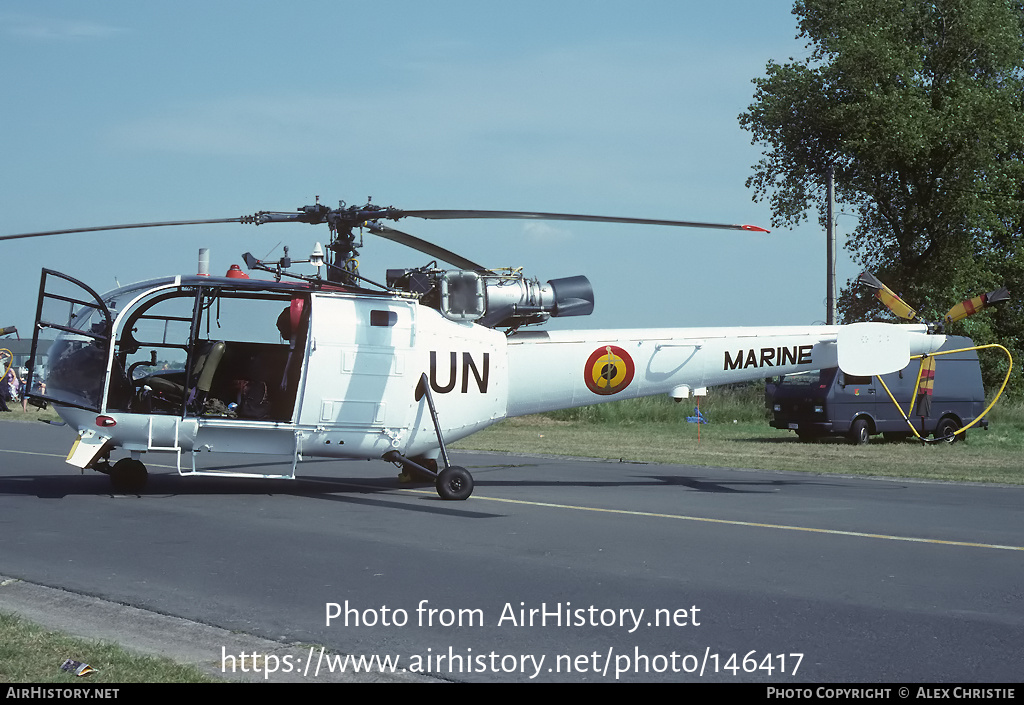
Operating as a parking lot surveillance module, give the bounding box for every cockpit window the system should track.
[106,287,200,412]
[195,291,296,345]
[118,289,197,366]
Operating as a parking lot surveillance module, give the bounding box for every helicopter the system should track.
[3,200,966,500]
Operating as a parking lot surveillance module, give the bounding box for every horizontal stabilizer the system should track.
[837,322,910,376]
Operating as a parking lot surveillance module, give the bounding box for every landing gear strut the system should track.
[382,373,475,501]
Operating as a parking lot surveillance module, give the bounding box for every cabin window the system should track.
[109,287,309,421]
[187,289,310,421]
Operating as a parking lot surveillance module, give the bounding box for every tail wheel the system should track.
[934,417,963,444]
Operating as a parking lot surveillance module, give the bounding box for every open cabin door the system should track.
[29,269,116,412]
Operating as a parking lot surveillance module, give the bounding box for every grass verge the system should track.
[453,391,1024,485]
[1,402,62,424]
[0,611,217,683]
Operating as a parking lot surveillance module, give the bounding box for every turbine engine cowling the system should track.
[477,273,595,327]
[386,269,595,329]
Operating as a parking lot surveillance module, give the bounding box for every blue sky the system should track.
[0,1,858,338]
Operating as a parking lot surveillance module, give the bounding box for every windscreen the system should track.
[778,367,837,390]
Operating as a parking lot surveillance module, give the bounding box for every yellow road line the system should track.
[0,449,66,459]
[401,488,1024,552]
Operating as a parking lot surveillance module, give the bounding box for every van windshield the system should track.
[779,368,837,388]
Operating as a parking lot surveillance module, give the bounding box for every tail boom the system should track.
[505,324,943,417]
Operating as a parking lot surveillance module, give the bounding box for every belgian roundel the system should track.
[584,345,635,395]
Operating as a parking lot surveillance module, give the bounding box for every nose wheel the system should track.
[107,458,148,492]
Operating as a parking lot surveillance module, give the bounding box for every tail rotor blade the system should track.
[943,287,1010,326]
[858,271,920,322]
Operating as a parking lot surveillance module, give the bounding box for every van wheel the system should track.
[935,417,962,444]
[848,419,871,445]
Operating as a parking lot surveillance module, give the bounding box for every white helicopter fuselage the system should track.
[38,272,944,489]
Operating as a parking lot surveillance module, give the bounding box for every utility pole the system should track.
[826,166,836,325]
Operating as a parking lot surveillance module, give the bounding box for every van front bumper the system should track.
[770,419,836,434]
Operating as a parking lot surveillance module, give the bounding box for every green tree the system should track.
[739,0,1024,393]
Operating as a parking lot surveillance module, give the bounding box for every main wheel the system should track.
[435,466,474,501]
[110,458,148,492]
[848,418,871,445]
[934,417,962,444]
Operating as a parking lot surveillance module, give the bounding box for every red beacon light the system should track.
[225,264,249,279]
[96,415,117,427]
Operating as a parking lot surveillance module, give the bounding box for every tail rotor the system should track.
[858,271,1009,332]
[858,271,1011,442]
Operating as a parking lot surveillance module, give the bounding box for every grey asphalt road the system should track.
[1,419,1021,683]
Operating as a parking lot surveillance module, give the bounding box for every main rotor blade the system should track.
[2,207,771,241]
[366,223,485,271]
[385,209,770,233]
[0,218,244,242]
